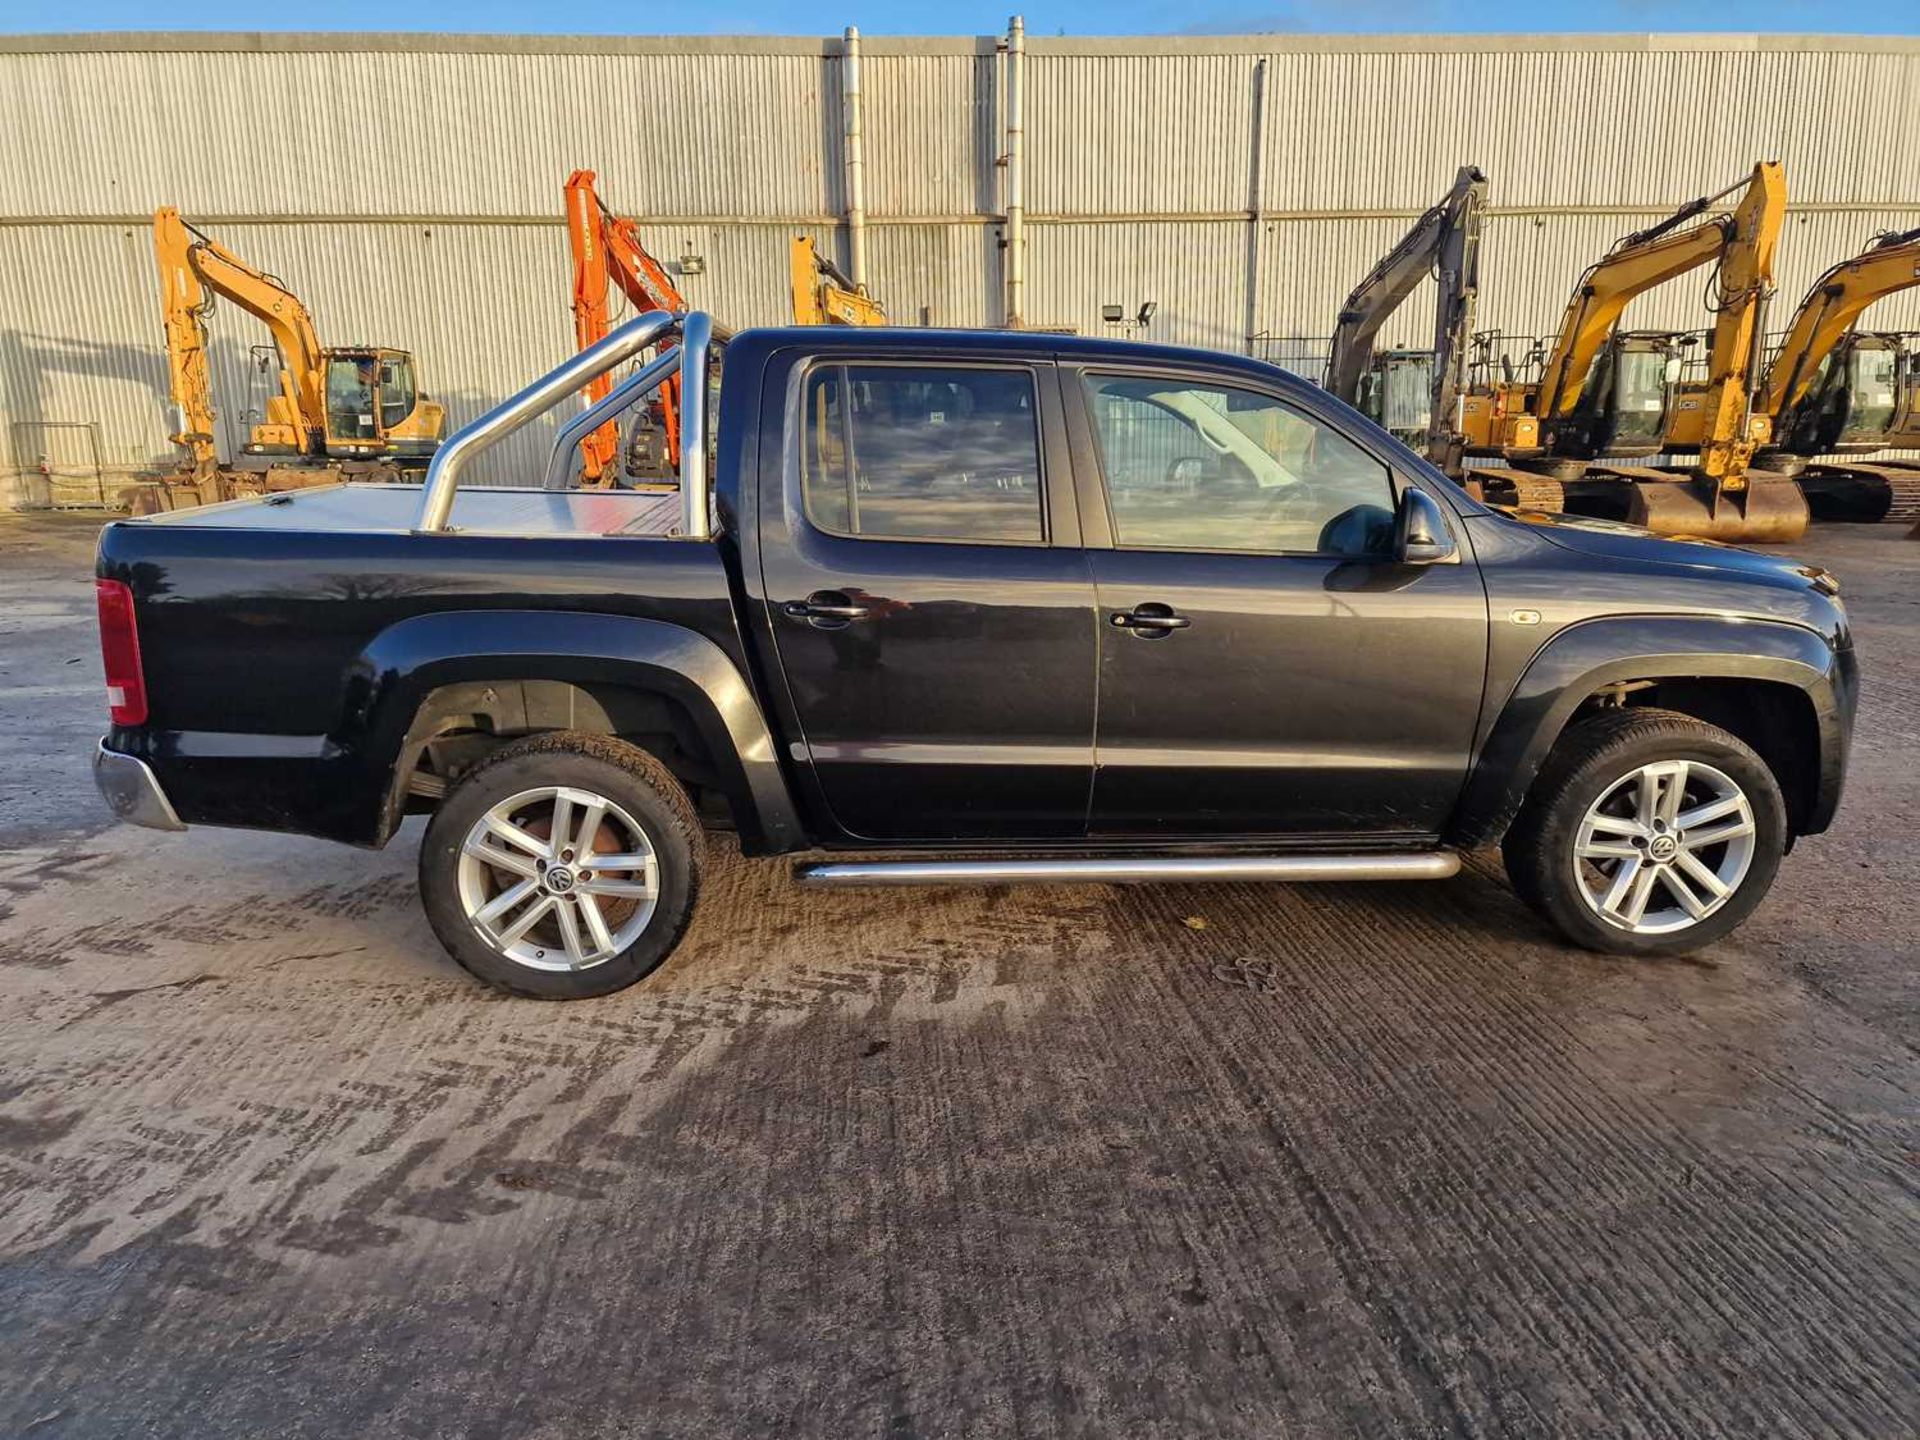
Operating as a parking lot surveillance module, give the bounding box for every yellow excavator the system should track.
[151,207,444,497]
[1466,162,1805,542]
[1744,226,1920,523]
[790,236,887,326]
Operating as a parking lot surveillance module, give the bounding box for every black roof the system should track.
[728,324,1320,398]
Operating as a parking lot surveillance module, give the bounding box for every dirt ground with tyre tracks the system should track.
[0,509,1914,1438]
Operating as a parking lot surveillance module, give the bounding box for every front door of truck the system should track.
[1067,366,1489,838]
[761,357,1097,841]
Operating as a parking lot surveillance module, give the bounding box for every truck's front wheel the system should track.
[1503,709,1786,956]
[419,732,702,999]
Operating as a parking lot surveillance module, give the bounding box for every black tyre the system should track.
[418,731,702,999]
[1502,708,1786,956]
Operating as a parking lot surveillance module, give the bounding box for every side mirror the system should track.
[1393,486,1456,564]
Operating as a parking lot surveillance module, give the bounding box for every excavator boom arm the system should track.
[1536,216,1732,419]
[1325,166,1486,406]
[791,236,886,326]
[151,208,220,477]
[157,209,327,435]
[1688,163,1788,482]
[1762,225,1920,418]
[563,170,686,484]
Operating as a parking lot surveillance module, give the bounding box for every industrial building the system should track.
[3,28,1918,504]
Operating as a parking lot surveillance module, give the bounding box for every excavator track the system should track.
[1470,465,1810,542]
[1469,468,1569,513]
[1794,462,1920,525]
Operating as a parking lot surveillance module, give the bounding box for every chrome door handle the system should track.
[784,601,871,620]
[1111,607,1191,631]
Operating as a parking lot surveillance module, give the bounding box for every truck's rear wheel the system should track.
[419,732,702,999]
[1503,709,1785,956]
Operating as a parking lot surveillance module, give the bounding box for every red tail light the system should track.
[95,578,149,726]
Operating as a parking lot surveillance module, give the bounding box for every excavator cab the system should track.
[1549,331,1685,460]
[1354,349,1436,446]
[317,347,440,465]
[1780,333,1904,455]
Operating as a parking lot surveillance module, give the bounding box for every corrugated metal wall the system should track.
[4,31,1918,504]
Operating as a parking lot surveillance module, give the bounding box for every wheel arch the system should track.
[342,610,805,854]
[1450,614,1851,849]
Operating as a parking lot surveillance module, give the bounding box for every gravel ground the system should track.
[1,510,1914,1439]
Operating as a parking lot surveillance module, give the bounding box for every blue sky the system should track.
[1,2,1908,36]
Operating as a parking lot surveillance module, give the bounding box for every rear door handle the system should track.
[1110,604,1191,632]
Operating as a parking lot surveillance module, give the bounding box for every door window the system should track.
[802,364,1044,544]
[377,355,417,430]
[1082,374,1396,557]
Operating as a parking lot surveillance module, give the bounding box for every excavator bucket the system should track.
[1627,476,1810,544]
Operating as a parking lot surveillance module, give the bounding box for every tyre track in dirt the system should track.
[0,514,1914,1438]
[1113,877,1916,1436]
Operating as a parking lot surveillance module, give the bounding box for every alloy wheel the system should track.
[1572,759,1757,935]
[455,785,660,971]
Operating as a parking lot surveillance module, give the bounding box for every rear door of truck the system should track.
[750,344,1097,842]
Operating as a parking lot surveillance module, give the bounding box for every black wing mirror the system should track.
[1393,486,1457,564]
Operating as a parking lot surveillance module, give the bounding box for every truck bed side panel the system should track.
[97,523,746,844]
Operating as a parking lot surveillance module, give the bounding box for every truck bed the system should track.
[95,476,746,850]
[138,483,683,538]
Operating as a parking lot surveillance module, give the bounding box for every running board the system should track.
[793,852,1461,888]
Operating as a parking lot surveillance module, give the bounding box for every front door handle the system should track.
[784,591,872,626]
[1111,604,1191,633]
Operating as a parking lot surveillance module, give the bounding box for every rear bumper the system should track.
[93,740,187,832]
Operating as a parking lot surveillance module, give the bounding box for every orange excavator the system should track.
[564,169,686,486]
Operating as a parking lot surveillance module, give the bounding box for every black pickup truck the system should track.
[93,312,1856,998]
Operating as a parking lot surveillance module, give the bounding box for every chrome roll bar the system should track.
[541,348,683,492]
[678,312,715,541]
[413,310,678,533]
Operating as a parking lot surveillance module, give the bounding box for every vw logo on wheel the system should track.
[545,866,576,894]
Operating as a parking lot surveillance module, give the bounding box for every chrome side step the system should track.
[793,852,1460,888]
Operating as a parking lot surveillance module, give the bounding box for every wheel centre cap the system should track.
[545,866,577,894]
[1648,835,1678,862]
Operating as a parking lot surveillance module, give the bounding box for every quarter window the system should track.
[802,364,1044,544]
[1082,374,1397,557]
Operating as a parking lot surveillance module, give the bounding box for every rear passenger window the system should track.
[802,364,1045,543]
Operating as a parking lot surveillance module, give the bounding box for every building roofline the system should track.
[4,30,1919,59]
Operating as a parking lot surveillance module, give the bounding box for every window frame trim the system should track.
[1063,361,1423,561]
[791,356,1057,550]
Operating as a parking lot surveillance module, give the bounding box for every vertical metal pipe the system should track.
[1241,58,1267,356]
[841,26,869,292]
[1004,15,1026,328]
[678,312,714,541]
